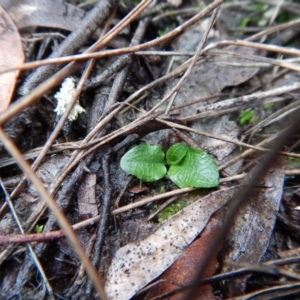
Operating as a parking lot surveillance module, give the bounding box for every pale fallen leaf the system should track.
[0,5,24,113]
[145,213,224,300]
[220,158,286,297]
[167,0,182,8]
[104,187,238,300]
[77,174,98,218]
[195,116,240,161]
[0,0,85,31]
[164,20,262,118]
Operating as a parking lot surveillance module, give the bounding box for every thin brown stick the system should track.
[182,82,300,121]
[47,114,162,195]
[156,119,300,159]
[218,134,278,172]
[210,49,300,73]
[0,0,223,76]
[247,18,300,41]
[0,0,153,125]
[0,180,54,299]
[245,100,300,138]
[207,39,300,57]
[20,0,116,95]
[165,4,220,114]
[2,12,300,80]
[0,173,248,246]
[4,11,116,222]
[0,127,107,300]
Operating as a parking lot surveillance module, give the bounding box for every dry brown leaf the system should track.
[0,0,85,31]
[161,20,262,120]
[77,174,98,218]
[220,158,286,297]
[128,185,149,194]
[104,187,238,300]
[146,213,224,300]
[0,5,24,113]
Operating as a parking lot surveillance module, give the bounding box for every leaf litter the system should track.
[105,187,238,300]
[145,211,225,300]
[0,0,300,299]
[105,157,285,299]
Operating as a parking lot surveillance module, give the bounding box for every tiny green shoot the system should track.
[263,103,273,111]
[156,185,166,194]
[157,23,176,37]
[157,199,190,223]
[35,224,44,233]
[288,157,300,166]
[238,110,255,126]
[239,17,251,29]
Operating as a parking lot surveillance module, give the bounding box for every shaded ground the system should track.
[0,0,300,299]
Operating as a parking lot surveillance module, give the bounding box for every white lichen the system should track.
[54,77,85,121]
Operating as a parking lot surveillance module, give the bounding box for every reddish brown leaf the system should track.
[0,5,24,113]
[146,213,223,300]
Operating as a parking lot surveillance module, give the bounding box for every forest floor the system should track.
[1,0,300,299]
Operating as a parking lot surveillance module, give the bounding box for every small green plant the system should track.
[239,17,251,29]
[34,224,44,233]
[120,143,219,188]
[155,199,190,223]
[249,3,266,12]
[157,23,176,37]
[263,103,273,111]
[288,157,300,166]
[238,110,255,126]
[120,145,166,182]
[130,0,139,5]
